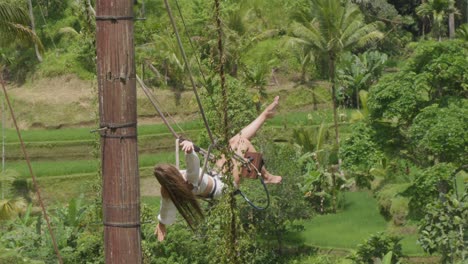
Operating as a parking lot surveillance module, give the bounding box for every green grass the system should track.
[7,152,176,179]
[141,196,161,206]
[270,109,353,127]
[3,122,203,143]
[297,191,425,255]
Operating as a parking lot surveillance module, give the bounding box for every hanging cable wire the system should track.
[137,75,181,138]
[162,0,215,145]
[172,0,220,136]
[173,0,209,87]
[0,75,63,264]
[213,0,228,144]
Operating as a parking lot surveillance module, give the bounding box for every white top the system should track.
[158,151,224,225]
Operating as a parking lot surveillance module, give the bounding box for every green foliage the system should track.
[368,40,467,125]
[292,119,348,213]
[337,51,388,108]
[141,220,210,264]
[456,23,468,41]
[408,102,468,164]
[368,71,428,124]
[242,60,272,112]
[340,122,383,188]
[74,231,104,264]
[0,197,26,220]
[374,184,410,225]
[247,141,311,254]
[298,152,347,213]
[366,40,467,180]
[403,163,457,220]
[288,253,351,264]
[416,0,457,40]
[0,248,45,263]
[350,232,403,264]
[34,0,96,79]
[0,199,103,263]
[0,1,43,50]
[418,192,467,263]
[405,41,467,100]
[201,76,256,141]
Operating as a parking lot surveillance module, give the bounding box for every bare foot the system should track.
[262,96,279,119]
[262,173,282,184]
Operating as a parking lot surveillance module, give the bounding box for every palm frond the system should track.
[58,27,80,37]
[0,22,44,51]
[456,24,468,41]
[0,197,26,220]
[0,3,43,51]
[291,21,326,51]
[356,31,385,48]
[0,2,30,25]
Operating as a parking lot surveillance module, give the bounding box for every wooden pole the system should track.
[95,1,142,263]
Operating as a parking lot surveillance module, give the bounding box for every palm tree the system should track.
[243,61,271,112]
[217,0,280,77]
[290,0,383,148]
[0,197,26,220]
[0,1,43,50]
[416,0,458,41]
[456,23,468,41]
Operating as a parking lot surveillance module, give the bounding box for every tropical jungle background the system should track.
[0,0,467,263]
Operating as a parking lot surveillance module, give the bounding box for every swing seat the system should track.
[241,152,264,179]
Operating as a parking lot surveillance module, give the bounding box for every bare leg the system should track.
[236,96,279,140]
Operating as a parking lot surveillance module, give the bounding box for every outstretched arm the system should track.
[180,140,200,186]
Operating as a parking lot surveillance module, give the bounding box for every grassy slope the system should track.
[298,191,425,255]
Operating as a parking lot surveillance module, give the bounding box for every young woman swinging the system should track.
[154,96,282,241]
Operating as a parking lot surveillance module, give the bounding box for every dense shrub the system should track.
[201,75,256,143]
[418,193,468,264]
[350,232,403,264]
[374,184,410,225]
[340,122,383,188]
[402,163,457,220]
[408,101,468,164]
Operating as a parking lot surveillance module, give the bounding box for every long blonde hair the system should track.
[154,164,203,230]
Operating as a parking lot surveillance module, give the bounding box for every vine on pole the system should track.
[213,1,240,263]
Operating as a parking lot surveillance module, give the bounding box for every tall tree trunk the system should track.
[87,0,96,16]
[421,0,427,38]
[96,0,142,263]
[328,53,340,148]
[449,3,455,39]
[448,14,455,38]
[27,0,42,62]
[331,170,337,213]
[1,97,4,200]
[356,88,360,110]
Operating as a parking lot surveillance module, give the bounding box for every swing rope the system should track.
[173,0,209,87]
[137,75,216,161]
[0,75,63,264]
[162,0,215,145]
